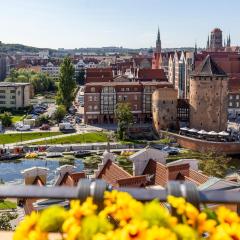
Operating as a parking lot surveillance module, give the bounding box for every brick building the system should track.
[152,87,178,132]
[84,81,173,124]
[189,55,228,132]
[85,68,113,83]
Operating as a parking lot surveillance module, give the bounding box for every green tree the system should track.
[57,57,76,109]
[76,69,85,85]
[5,69,55,93]
[115,103,133,140]
[53,105,66,123]
[0,112,12,127]
[36,114,50,126]
[0,213,17,231]
[198,153,231,178]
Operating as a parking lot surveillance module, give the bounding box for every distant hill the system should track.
[0,42,53,53]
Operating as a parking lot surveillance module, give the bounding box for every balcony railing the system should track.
[0,180,239,207]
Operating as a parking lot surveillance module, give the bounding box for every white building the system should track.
[0,82,31,109]
[41,62,60,80]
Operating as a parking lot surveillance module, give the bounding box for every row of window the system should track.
[90,95,139,101]
[88,104,139,112]
[229,102,240,107]
[229,95,240,100]
[0,101,15,105]
[0,90,15,94]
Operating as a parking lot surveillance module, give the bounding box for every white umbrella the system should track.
[208,131,218,136]
[188,128,198,133]
[180,127,189,131]
[218,131,229,136]
[198,130,208,135]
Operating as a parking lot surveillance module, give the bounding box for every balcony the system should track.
[1,180,240,239]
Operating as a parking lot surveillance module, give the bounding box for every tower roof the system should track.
[212,28,222,33]
[191,55,226,76]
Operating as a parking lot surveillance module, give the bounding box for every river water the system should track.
[0,158,84,185]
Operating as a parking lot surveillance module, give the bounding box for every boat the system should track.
[25,152,38,159]
[74,150,91,158]
[46,152,63,158]
[0,153,24,161]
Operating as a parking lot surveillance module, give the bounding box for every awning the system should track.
[188,128,198,133]
[218,131,229,136]
[198,130,208,135]
[208,131,218,136]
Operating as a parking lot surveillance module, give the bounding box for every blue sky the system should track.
[0,0,239,49]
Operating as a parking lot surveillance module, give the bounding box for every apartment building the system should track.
[0,82,31,109]
[84,81,173,124]
[41,62,60,80]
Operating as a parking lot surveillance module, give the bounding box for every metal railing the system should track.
[0,180,239,209]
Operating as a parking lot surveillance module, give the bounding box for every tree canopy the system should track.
[5,69,55,93]
[57,57,76,109]
[115,103,133,140]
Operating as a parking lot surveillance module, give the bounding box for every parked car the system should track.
[40,124,50,130]
[16,124,31,131]
[162,146,179,155]
[59,122,76,133]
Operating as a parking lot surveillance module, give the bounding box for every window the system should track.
[18,91,21,96]
[123,96,128,101]
[0,90,5,93]
[10,90,15,94]
[11,96,15,99]
[163,100,165,104]
[229,102,233,107]
[91,87,95,93]
[134,95,138,100]
[118,95,122,101]
[94,96,98,101]
[0,101,5,104]
[88,105,92,111]
[0,96,5,99]
[237,102,239,108]
[121,88,124,91]
[89,96,93,101]
[126,88,130,91]
[230,95,233,100]
[134,104,138,110]
[237,95,239,100]
[94,105,98,110]
[10,101,15,104]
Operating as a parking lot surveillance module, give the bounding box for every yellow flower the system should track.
[210,223,240,240]
[167,196,187,215]
[119,220,148,240]
[14,211,48,240]
[146,226,177,240]
[101,191,143,226]
[197,212,217,235]
[216,206,240,225]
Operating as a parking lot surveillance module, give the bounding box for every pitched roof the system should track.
[96,159,131,187]
[137,69,167,81]
[198,177,240,191]
[191,55,226,76]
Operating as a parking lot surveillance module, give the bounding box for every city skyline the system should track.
[0,0,240,49]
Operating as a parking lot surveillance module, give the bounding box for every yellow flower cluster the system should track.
[14,191,240,240]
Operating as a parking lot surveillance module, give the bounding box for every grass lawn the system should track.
[0,132,62,144]
[166,150,204,162]
[0,113,26,123]
[32,132,109,145]
[11,114,26,123]
[0,200,17,209]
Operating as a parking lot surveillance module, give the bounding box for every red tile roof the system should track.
[138,69,167,81]
[97,160,131,187]
[189,169,209,185]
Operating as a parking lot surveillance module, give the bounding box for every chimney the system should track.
[167,163,190,181]
[54,165,76,186]
[21,167,49,185]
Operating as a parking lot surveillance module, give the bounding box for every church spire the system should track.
[207,35,210,49]
[194,42,197,54]
[156,27,161,53]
